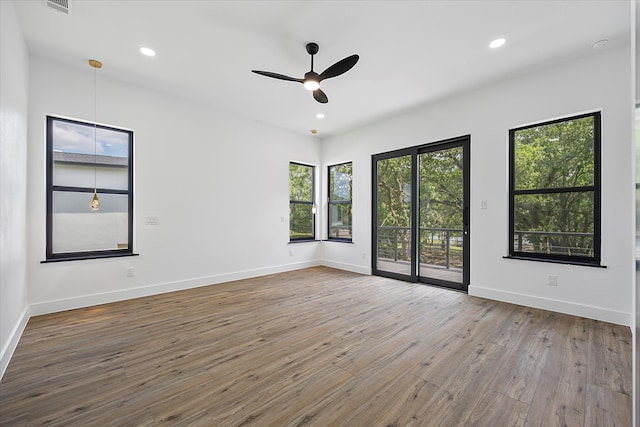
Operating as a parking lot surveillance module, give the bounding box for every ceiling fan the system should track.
[252,43,359,104]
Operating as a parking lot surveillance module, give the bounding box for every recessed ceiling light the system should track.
[140,47,156,57]
[489,38,506,49]
[592,39,608,49]
[316,113,325,119]
[311,129,318,134]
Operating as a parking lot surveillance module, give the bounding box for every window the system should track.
[508,111,601,265]
[289,162,315,241]
[328,162,352,241]
[45,116,134,261]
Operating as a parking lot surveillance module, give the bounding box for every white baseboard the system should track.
[469,285,631,327]
[30,260,322,316]
[1,305,30,380]
[321,259,371,275]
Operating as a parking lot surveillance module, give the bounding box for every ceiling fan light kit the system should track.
[303,76,320,91]
[252,42,359,104]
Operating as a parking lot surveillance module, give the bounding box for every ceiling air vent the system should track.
[46,0,71,14]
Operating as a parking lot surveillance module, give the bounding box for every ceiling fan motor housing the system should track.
[304,71,320,81]
[306,43,319,55]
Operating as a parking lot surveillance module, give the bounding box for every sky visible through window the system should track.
[332,171,351,200]
[52,120,129,158]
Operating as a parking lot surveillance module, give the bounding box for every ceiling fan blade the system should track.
[318,54,359,81]
[313,88,328,103]
[251,70,303,83]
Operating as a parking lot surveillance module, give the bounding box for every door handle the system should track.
[463,206,469,235]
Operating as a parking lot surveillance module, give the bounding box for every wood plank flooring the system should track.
[0,266,632,426]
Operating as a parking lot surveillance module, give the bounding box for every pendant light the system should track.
[89,59,102,211]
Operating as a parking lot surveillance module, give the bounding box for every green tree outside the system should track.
[513,116,595,256]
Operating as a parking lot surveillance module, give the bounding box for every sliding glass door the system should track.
[372,136,470,291]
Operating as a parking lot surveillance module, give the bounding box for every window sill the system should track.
[42,252,139,263]
[288,239,320,244]
[323,239,353,244]
[503,255,605,268]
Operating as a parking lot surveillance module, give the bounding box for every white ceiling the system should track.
[13,0,630,138]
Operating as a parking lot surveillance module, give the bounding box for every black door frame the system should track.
[372,135,470,291]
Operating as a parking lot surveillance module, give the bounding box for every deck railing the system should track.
[377,226,463,269]
[377,227,594,268]
[513,230,593,256]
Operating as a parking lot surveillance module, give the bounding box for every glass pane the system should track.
[51,118,130,191]
[329,204,352,239]
[289,163,313,201]
[514,115,594,190]
[419,147,463,283]
[376,155,412,275]
[290,203,313,240]
[329,163,352,201]
[419,229,463,267]
[52,119,130,157]
[419,147,463,229]
[513,191,594,257]
[53,162,129,190]
[52,191,129,253]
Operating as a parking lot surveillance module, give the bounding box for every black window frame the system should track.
[508,111,601,266]
[44,115,135,262]
[327,162,353,242]
[289,162,316,242]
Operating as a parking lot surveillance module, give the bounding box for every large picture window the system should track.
[508,111,601,265]
[289,162,315,241]
[328,162,352,241]
[45,116,134,261]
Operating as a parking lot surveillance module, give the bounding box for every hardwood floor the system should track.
[0,267,631,426]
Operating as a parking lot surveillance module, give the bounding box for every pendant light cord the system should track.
[89,59,101,211]
[93,63,97,193]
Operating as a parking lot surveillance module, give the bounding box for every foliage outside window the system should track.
[328,162,353,241]
[419,147,464,270]
[376,155,412,264]
[509,112,601,265]
[289,162,315,241]
[46,116,134,261]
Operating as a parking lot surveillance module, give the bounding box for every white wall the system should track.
[0,1,30,377]
[26,56,322,315]
[322,44,633,326]
[633,2,639,425]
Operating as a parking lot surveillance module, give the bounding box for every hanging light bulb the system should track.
[90,190,100,211]
[89,59,102,211]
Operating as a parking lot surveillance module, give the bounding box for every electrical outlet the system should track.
[289,250,293,257]
[127,267,135,277]
[547,275,557,286]
[145,217,159,226]
[480,200,488,210]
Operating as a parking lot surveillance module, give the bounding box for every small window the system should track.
[45,116,134,261]
[328,162,352,241]
[289,162,315,241]
[508,112,601,265]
